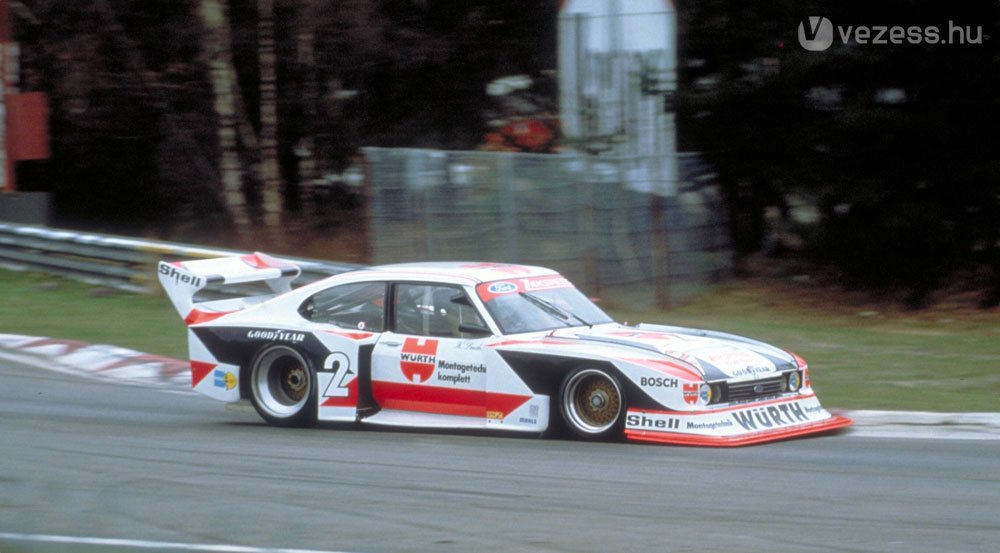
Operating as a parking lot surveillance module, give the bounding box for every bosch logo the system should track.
[640,376,678,388]
[488,282,518,294]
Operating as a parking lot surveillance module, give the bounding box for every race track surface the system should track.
[1,359,997,553]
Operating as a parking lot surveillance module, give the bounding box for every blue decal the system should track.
[488,282,518,294]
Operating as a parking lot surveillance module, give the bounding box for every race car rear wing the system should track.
[158,252,301,324]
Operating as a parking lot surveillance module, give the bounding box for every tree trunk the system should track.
[198,0,252,241]
[257,0,283,242]
[296,0,320,215]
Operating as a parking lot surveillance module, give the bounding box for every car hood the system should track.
[551,324,799,382]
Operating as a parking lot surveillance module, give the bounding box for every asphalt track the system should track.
[1,359,998,553]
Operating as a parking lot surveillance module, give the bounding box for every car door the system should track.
[371,282,492,420]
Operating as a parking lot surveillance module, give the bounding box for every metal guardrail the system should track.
[0,222,362,294]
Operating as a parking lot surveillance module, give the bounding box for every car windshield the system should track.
[476,277,613,334]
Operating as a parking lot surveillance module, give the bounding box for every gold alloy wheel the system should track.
[561,368,624,438]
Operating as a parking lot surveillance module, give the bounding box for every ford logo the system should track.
[488,282,518,294]
[753,384,765,394]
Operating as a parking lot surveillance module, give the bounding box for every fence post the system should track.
[497,153,519,261]
[650,194,670,308]
[579,153,599,296]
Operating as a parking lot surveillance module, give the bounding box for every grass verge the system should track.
[1,269,996,412]
[0,269,187,359]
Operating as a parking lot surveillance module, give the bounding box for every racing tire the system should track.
[558,367,626,441]
[249,345,317,427]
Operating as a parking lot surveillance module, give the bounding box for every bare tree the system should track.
[257,0,282,241]
[296,0,320,212]
[198,0,252,240]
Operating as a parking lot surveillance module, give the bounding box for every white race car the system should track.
[159,254,851,446]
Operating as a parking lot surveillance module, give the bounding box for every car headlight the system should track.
[787,371,802,392]
[699,383,712,405]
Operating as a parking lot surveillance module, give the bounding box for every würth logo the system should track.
[682,383,699,405]
[400,337,438,383]
[799,16,834,51]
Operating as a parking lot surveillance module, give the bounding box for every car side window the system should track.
[299,281,386,332]
[393,284,488,338]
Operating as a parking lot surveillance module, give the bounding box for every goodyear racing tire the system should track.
[558,367,626,441]
[249,345,317,427]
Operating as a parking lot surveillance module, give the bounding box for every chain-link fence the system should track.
[363,147,731,309]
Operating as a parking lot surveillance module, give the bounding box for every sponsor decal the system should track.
[400,337,438,383]
[435,359,487,385]
[517,404,541,425]
[728,365,774,379]
[476,275,574,302]
[686,420,733,430]
[730,402,812,431]
[159,264,203,288]
[213,369,236,390]
[627,413,681,430]
[705,350,774,378]
[522,275,572,292]
[486,410,505,420]
[246,329,306,343]
[487,281,518,295]
[682,383,699,405]
[640,376,678,388]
